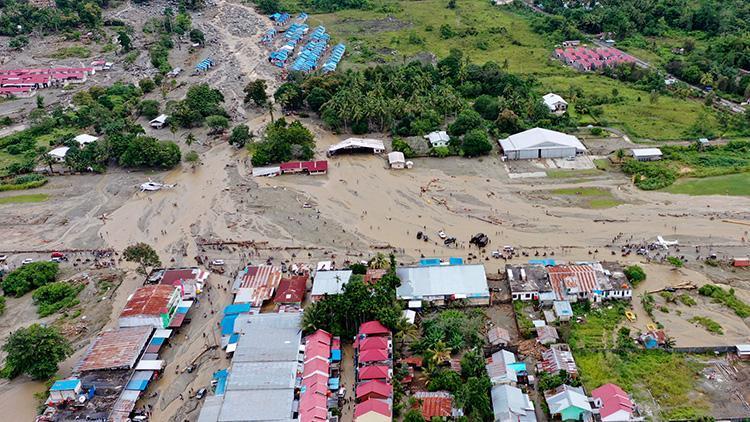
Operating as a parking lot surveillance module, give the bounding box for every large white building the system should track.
[396,264,490,306]
[499,128,586,160]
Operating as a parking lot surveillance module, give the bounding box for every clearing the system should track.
[663,173,750,197]
[0,193,49,204]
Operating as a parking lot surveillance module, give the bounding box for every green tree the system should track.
[2,262,59,297]
[251,119,315,165]
[448,109,484,137]
[624,265,646,285]
[36,95,44,109]
[403,409,426,422]
[32,281,83,317]
[118,31,132,52]
[274,82,305,111]
[368,252,390,269]
[206,115,229,134]
[458,376,493,421]
[139,78,156,93]
[426,340,452,366]
[2,324,71,380]
[123,243,162,274]
[256,0,281,14]
[305,87,331,112]
[244,80,268,107]
[460,349,485,379]
[184,150,201,169]
[9,35,29,50]
[138,100,161,119]
[228,124,251,148]
[460,129,492,157]
[189,28,205,45]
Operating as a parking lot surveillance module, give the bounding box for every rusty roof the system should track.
[414,391,454,419]
[120,285,177,317]
[76,326,152,372]
[547,265,600,300]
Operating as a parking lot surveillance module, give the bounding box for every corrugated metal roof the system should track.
[491,384,537,422]
[76,326,152,372]
[232,313,302,363]
[548,265,600,300]
[227,361,297,390]
[396,264,489,299]
[232,265,282,307]
[499,128,586,152]
[311,270,352,296]
[120,285,178,317]
[218,390,296,421]
[414,391,453,419]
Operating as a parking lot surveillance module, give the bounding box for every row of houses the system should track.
[252,160,329,177]
[507,261,632,303]
[354,321,393,422]
[554,46,636,72]
[299,329,343,421]
[310,261,491,307]
[0,63,109,98]
[37,268,205,421]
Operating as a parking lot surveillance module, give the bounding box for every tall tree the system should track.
[2,324,72,380]
[244,80,268,107]
[123,243,162,274]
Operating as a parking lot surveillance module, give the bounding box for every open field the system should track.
[663,173,750,196]
[0,193,49,204]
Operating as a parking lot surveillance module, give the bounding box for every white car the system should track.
[211,259,225,266]
[438,230,447,239]
[21,258,34,265]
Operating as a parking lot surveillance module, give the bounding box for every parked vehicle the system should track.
[21,258,34,265]
[416,231,423,240]
[210,259,225,266]
[470,233,489,248]
[438,230,447,239]
[444,237,456,245]
[195,388,207,399]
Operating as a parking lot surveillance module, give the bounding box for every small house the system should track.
[48,379,82,404]
[119,285,181,329]
[150,114,169,129]
[543,93,568,114]
[553,300,573,322]
[413,391,456,419]
[356,379,392,401]
[737,344,750,360]
[491,384,537,422]
[354,399,391,422]
[311,270,353,302]
[486,349,521,385]
[424,131,450,148]
[545,385,593,422]
[536,326,559,345]
[48,146,69,163]
[396,264,490,306]
[591,383,636,422]
[388,151,406,169]
[488,326,511,347]
[631,148,662,162]
[74,134,98,146]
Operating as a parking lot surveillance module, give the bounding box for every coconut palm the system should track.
[368,253,390,270]
[426,340,452,366]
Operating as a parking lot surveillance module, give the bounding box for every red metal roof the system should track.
[304,342,331,361]
[303,358,329,378]
[76,326,152,372]
[356,380,392,400]
[359,320,390,336]
[358,336,389,351]
[236,265,282,290]
[359,349,389,363]
[358,365,390,381]
[279,160,328,174]
[273,275,307,304]
[547,265,600,300]
[414,391,453,419]
[591,383,634,419]
[160,268,205,285]
[120,285,177,317]
[354,399,391,419]
[306,329,333,346]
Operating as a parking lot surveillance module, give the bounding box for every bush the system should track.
[431,146,451,158]
[32,282,84,317]
[392,137,415,158]
[138,100,160,119]
[139,78,156,93]
[0,174,48,191]
[666,256,683,267]
[2,262,59,297]
[0,297,5,315]
[460,129,493,157]
[689,316,723,335]
[448,109,484,137]
[698,284,750,318]
[623,265,646,286]
[349,263,367,275]
[118,137,181,168]
[622,160,677,190]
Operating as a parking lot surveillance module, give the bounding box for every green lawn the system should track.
[545,169,603,179]
[662,173,750,196]
[0,193,49,204]
[576,351,709,420]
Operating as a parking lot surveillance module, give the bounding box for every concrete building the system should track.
[507,265,550,301]
[388,151,406,169]
[553,300,573,321]
[119,285,181,329]
[486,350,521,385]
[491,384,537,422]
[499,128,586,160]
[424,131,450,148]
[545,385,593,422]
[540,344,578,376]
[48,146,69,163]
[396,264,490,306]
[591,383,636,422]
[543,93,568,114]
[631,148,662,161]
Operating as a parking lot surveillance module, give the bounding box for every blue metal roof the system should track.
[126,379,149,391]
[224,303,252,315]
[229,333,240,344]
[50,379,80,391]
[330,349,341,362]
[150,337,165,345]
[420,258,442,266]
[529,259,556,266]
[221,314,238,336]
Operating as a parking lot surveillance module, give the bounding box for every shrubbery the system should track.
[251,119,315,166]
[0,174,47,191]
[698,284,750,318]
[623,265,646,286]
[2,262,59,297]
[32,282,84,317]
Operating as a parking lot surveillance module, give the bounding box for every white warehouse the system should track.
[499,128,587,160]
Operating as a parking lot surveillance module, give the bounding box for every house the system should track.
[737,344,750,360]
[47,379,82,404]
[488,326,511,347]
[280,160,328,175]
[147,267,209,299]
[591,383,636,422]
[358,365,391,381]
[272,275,307,307]
[543,93,568,114]
[424,131,450,148]
[388,151,406,169]
[499,128,586,160]
[486,350,521,385]
[118,285,181,329]
[562,40,581,48]
[358,336,390,352]
[75,326,153,372]
[149,114,168,129]
[631,148,662,161]
[359,348,390,364]
[493,0,513,5]
[311,269,353,301]
[540,344,578,375]
[547,264,600,302]
[491,384,537,422]
[359,320,391,337]
[507,265,550,301]
[413,391,455,419]
[396,264,490,306]
[356,380,392,401]
[328,138,385,156]
[354,399,391,422]
[553,301,573,321]
[232,265,283,308]
[48,146,69,163]
[545,385,593,422]
[536,326,559,345]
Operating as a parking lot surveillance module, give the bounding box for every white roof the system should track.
[631,148,662,157]
[74,134,98,145]
[424,131,450,145]
[737,344,750,353]
[388,151,405,164]
[135,360,164,371]
[546,385,591,415]
[252,166,280,177]
[150,114,168,124]
[328,138,384,152]
[396,264,489,299]
[311,270,353,296]
[48,146,69,158]
[500,128,586,152]
[543,93,567,107]
[492,385,537,422]
[234,288,254,304]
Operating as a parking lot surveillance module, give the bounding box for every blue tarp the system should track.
[221,314,238,336]
[330,349,341,362]
[50,379,80,391]
[126,379,149,391]
[449,257,463,265]
[224,303,252,315]
[214,369,229,396]
[228,333,240,344]
[528,259,556,266]
[420,258,441,266]
[150,337,166,346]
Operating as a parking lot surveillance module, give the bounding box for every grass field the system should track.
[662,173,750,196]
[548,187,622,208]
[545,168,602,179]
[308,0,725,140]
[575,351,709,420]
[0,193,49,204]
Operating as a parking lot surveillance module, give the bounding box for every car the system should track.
[21,258,34,265]
[210,259,225,266]
[51,252,65,258]
[565,156,576,161]
[0,255,7,262]
[50,257,62,263]
[438,230,447,239]
[337,388,346,398]
[195,388,207,399]
[416,231,423,240]
[470,233,489,248]
[444,237,456,245]
[491,250,501,258]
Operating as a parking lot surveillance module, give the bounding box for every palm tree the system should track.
[615,148,625,163]
[394,317,420,350]
[663,335,676,349]
[426,340,451,366]
[37,147,55,173]
[368,253,389,270]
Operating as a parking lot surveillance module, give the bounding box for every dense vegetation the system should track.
[32,281,85,317]
[623,265,646,286]
[2,324,72,380]
[1,262,59,297]
[623,140,750,190]
[0,174,47,191]
[170,84,228,128]
[250,118,315,166]
[698,284,750,318]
